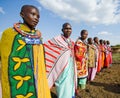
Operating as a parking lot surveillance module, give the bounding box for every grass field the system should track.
[112,52,120,63]
[111,45,120,63]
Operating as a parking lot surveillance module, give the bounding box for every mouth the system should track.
[33,21,38,25]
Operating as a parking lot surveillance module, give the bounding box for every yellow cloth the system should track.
[33,45,51,98]
[88,45,96,67]
[0,28,17,98]
[0,24,51,98]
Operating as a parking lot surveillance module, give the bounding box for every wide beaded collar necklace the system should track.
[14,23,40,39]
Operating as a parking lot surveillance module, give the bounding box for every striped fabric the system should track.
[44,35,76,88]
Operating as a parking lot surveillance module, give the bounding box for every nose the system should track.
[67,28,72,32]
[34,15,39,22]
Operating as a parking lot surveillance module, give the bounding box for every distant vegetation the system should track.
[115,44,120,47]
[112,44,120,63]
[111,44,120,48]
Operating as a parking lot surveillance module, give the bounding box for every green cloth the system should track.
[78,78,87,89]
[8,34,37,98]
[55,57,75,98]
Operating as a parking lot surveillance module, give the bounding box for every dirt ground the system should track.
[0,64,120,98]
[51,64,120,98]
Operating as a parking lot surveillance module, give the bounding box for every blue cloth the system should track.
[78,78,87,89]
[23,37,42,44]
[55,57,75,98]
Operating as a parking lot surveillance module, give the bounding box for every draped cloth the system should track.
[0,24,51,98]
[87,44,97,81]
[104,45,112,67]
[74,38,88,79]
[74,38,88,89]
[99,44,105,68]
[93,43,101,73]
[108,46,112,65]
[104,45,109,68]
[88,45,96,68]
[0,80,2,98]
[44,35,76,98]
[96,44,102,72]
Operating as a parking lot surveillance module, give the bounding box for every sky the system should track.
[0,0,120,45]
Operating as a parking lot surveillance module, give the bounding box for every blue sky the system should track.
[0,0,120,45]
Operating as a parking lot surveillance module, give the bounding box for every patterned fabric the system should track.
[88,44,96,68]
[44,35,76,88]
[88,44,99,81]
[94,43,102,72]
[74,38,88,78]
[8,35,37,98]
[44,35,76,98]
[104,45,112,67]
[0,24,51,98]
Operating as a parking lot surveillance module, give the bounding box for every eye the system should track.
[31,12,40,19]
[64,28,72,30]
[37,15,40,19]
[30,12,35,16]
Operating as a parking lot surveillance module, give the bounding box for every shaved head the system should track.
[20,5,40,29]
[20,5,39,14]
[62,22,71,29]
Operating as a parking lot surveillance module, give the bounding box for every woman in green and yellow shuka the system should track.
[0,5,51,98]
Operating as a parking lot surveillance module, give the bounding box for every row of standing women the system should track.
[74,30,112,97]
[0,5,112,98]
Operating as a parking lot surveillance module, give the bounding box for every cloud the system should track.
[97,31,112,35]
[92,26,96,29]
[37,0,120,25]
[0,7,5,14]
[38,6,42,11]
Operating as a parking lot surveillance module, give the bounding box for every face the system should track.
[89,39,93,44]
[21,7,40,29]
[94,38,99,43]
[100,40,103,44]
[81,31,88,40]
[103,40,106,44]
[107,41,110,45]
[62,24,72,38]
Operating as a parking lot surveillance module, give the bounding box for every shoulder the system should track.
[53,35,64,42]
[2,27,16,36]
[75,38,82,45]
[2,27,13,33]
[54,35,61,39]
[1,28,12,38]
[1,27,18,42]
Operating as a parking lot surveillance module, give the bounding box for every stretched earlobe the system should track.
[20,12,24,18]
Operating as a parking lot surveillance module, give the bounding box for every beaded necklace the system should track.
[61,34,73,49]
[14,23,41,38]
[14,23,42,44]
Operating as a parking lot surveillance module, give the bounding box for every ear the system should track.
[20,12,24,18]
[62,29,63,32]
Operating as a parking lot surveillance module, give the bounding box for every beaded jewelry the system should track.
[14,23,41,38]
